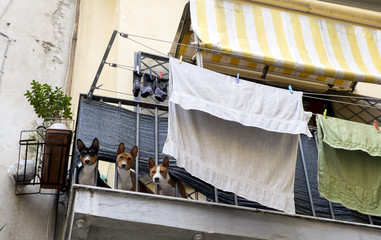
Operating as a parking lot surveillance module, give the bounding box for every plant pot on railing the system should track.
[41,122,72,190]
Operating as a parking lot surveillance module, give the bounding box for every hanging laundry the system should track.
[140,73,155,98]
[316,114,381,216]
[154,77,168,102]
[132,70,143,97]
[163,57,312,214]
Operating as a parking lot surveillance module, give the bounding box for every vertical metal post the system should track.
[154,107,159,194]
[24,141,28,183]
[88,30,118,99]
[135,104,140,192]
[16,132,23,194]
[195,191,199,200]
[134,51,142,73]
[234,194,238,206]
[115,101,122,189]
[134,52,142,191]
[33,141,40,185]
[299,136,316,217]
[313,131,335,219]
[175,182,179,197]
[194,34,203,68]
[114,163,118,189]
[214,188,219,203]
[94,161,99,186]
[72,168,78,189]
[368,215,374,225]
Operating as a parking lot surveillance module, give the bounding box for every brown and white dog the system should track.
[116,143,153,193]
[148,156,187,198]
[76,138,110,188]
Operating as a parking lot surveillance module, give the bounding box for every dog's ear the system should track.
[117,142,125,155]
[77,139,85,151]
[162,156,170,168]
[91,138,100,152]
[130,145,138,159]
[148,157,155,170]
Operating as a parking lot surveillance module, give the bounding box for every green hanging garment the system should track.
[317,114,381,216]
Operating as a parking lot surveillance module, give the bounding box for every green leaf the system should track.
[24,80,72,120]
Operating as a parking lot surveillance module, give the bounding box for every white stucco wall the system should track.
[0,0,76,239]
[0,0,188,239]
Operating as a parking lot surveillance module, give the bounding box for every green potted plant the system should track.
[24,80,72,126]
[24,80,73,190]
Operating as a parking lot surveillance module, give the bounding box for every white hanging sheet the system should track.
[163,57,312,214]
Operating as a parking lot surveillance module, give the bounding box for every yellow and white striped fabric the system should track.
[183,0,381,87]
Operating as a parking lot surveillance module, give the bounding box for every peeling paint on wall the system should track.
[0,32,12,93]
[36,39,56,54]
[33,0,76,69]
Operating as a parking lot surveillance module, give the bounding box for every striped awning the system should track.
[171,0,381,90]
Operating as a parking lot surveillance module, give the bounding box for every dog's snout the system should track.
[121,163,127,168]
[154,177,160,182]
[85,160,90,165]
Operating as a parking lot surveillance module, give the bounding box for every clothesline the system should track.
[126,32,215,56]
[303,92,381,100]
[95,63,381,111]
[303,95,381,109]
[96,84,381,111]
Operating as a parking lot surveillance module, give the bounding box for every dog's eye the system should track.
[151,171,156,174]
[160,170,164,173]
[119,156,123,159]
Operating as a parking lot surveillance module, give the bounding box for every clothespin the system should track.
[160,71,162,79]
[149,67,152,80]
[179,55,183,64]
[236,73,240,84]
[323,109,327,119]
[373,120,379,131]
[288,85,293,94]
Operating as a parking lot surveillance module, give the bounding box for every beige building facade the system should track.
[70,0,188,115]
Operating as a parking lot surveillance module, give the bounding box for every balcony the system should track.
[59,91,381,239]
[53,49,381,239]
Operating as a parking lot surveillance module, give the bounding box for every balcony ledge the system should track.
[64,184,381,240]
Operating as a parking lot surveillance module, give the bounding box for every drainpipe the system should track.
[65,0,81,96]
